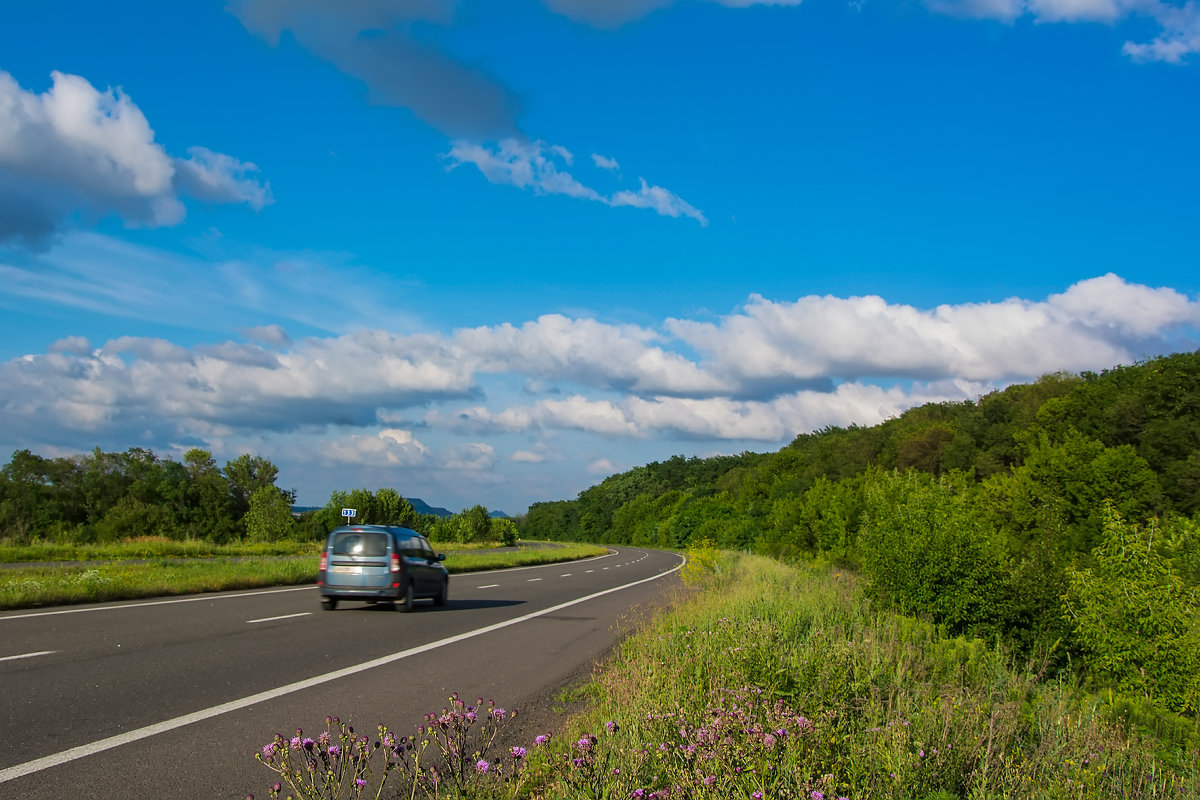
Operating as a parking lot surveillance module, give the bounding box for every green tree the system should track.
[491,517,519,546]
[224,453,280,519]
[459,505,493,543]
[375,488,418,527]
[245,485,296,542]
[183,449,236,541]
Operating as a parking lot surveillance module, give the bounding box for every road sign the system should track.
[341,508,356,518]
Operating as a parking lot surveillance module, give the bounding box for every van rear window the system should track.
[331,532,389,557]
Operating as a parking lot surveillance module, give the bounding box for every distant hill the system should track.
[408,498,452,518]
[291,498,506,519]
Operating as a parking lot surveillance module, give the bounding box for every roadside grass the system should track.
[0,536,320,563]
[0,536,558,563]
[0,543,607,610]
[522,552,1200,800]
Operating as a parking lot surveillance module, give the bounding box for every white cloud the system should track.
[611,178,708,226]
[592,153,620,171]
[511,449,546,463]
[588,458,618,476]
[0,70,270,245]
[454,314,726,395]
[924,0,1200,63]
[322,428,431,467]
[445,139,707,225]
[667,276,1200,388]
[444,442,499,471]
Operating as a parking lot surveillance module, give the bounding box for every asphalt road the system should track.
[0,546,683,799]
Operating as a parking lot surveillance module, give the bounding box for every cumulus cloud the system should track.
[0,70,270,246]
[666,274,1200,393]
[444,442,499,471]
[446,140,707,224]
[321,428,431,467]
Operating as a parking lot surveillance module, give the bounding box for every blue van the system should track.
[317,525,449,612]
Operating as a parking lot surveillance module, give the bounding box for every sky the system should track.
[1,0,1198,515]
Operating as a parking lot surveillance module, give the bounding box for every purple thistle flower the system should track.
[476,759,490,774]
[811,792,825,800]
[534,734,551,746]
[510,746,527,760]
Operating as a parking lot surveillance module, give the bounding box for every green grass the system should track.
[0,542,608,610]
[0,537,321,563]
[522,551,1200,800]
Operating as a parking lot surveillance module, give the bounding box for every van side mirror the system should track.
[436,553,446,562]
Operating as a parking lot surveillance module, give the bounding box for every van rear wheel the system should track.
[321,597,338,611]
[399,580,416,613]
[434,578,448,607]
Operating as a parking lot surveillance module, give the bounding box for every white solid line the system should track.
[246,613,311,625]
[476,584,500,589]
[0,553,685,785]
[527,578,542,582]
[0,650,57,663]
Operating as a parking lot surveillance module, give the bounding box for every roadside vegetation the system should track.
[248,545,1199,799]
[0,542,606,610]
[522,351,1200,718]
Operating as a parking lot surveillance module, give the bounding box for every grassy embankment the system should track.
[523,549,1200,799]
[0,540,607,610]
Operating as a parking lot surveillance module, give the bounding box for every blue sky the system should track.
[1,0,1198,514]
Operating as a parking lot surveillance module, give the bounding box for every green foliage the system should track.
[681,537,721,585]
[458,504,492,543]
[859,470,1008,637]
[245,486,296,542]
[1063,507,1200,714]
[490,516,518,546]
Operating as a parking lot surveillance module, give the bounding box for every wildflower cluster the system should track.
[255,716,389,800]
[253,695,553,800]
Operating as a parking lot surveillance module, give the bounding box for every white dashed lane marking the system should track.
[247,613,311,625]
[527,578,543,582]
[0,650,57,663]
[477,584,500,589]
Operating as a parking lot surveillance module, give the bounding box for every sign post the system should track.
[341,508,356,523]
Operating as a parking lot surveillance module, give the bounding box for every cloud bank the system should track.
[1,274,1194,455]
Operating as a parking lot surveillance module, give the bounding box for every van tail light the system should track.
[390,553,401,573]
[319,551,328,572]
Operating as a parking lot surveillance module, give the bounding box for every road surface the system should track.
[0,546,682,799]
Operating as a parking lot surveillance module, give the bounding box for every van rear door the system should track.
[325,530,392,591]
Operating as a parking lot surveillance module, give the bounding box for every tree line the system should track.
[519,350,1200,714]
[0,447,516,546]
